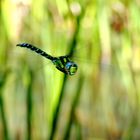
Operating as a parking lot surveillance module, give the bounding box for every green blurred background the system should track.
[1,0,140,140]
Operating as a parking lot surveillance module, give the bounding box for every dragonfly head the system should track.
[65,62,78,75]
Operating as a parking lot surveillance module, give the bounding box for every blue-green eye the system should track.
[65,62,78,75]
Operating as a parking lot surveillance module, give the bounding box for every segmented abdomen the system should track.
[16,43,54,60]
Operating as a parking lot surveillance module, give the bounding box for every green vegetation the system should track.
[0,0,140,139]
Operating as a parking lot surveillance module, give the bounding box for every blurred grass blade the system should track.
[49,3,85,140]
[64,74,84,140]
[0,72,9,140]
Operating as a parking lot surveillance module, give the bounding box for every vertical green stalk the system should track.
[49,74,67,140]
[0,3,9,139]
[49,4,85,140]
[26,69,34,140]
[63,75,84,140]
[0,73,9,140]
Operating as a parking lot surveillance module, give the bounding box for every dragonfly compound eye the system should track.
[65,62,78,75]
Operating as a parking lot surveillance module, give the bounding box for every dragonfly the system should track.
[15,43,123,78]
[16,43,78,76]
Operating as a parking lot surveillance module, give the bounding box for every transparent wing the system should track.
[6,43,140,85]
[8,47,54,72]
[65,44,140,99]
[71,44,140,74]
[7,44,140,77]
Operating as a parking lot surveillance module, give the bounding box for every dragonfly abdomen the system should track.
[16,43,54,60]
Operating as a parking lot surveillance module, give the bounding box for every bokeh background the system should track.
[1,0,140,140]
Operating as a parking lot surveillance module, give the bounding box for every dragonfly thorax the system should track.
[52,56,78,75]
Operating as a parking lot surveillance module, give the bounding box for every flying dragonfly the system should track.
[16,43,132,78]
[16,43,78,76]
